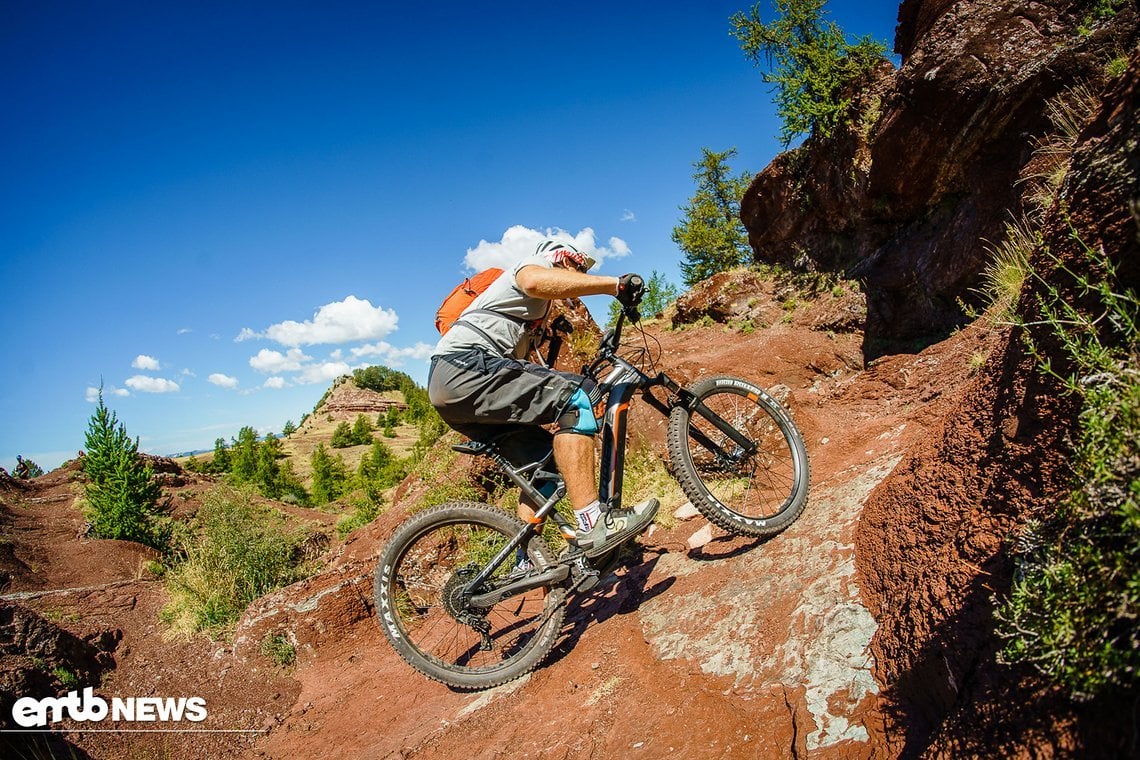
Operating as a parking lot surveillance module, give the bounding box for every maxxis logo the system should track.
[379,561,402,641]
[11,687,207,728]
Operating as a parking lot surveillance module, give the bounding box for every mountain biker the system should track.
[428,238,657,557]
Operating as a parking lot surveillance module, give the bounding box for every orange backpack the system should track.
[435,268,505,335]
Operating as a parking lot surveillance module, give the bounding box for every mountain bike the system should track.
[374,292,810,689]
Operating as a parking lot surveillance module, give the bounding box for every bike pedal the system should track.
[575,571,601,592]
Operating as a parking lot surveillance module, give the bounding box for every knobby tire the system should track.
[666,376,810,537]
[374,501,566,690]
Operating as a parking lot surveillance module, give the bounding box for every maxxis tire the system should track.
[666,376,810,538]
[374,501,566,690]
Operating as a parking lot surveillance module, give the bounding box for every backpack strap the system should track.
[450,309,529,348]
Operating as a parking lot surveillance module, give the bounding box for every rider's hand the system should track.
[617,274,645,308]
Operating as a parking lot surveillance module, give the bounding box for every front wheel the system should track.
[374,501,567,690]
[666,376,809,537]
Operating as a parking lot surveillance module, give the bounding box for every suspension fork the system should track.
[643,372,758,459]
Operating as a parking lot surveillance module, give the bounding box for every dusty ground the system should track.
[0,281,1012,759]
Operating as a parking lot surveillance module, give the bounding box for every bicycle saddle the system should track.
[451,440,491,456]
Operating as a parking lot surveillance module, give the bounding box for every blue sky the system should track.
[1,1,900,472]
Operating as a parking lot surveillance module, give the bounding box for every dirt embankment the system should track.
[2,272,1019,759]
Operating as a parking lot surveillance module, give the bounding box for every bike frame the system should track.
[460,309,760,599]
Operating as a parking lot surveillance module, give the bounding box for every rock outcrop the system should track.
[740,0,1139,355]
[856,42,1140,760]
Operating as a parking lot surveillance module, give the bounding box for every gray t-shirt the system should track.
[433,254,553,359]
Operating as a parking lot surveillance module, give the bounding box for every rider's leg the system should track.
[553,432,597,513]
[553,387,604,532]
[554,390,657,553]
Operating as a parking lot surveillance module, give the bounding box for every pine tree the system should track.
[230,426,259,483]
[350,414,374,445]
[674,147,753,286]
[256,433,284,498]
[310,444,347,505]
[330,421,354,449]
[82,388,164,548]
[731,0,887,146]
[210,437,231,473]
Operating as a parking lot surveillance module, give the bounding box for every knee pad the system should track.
[556,388,599,436]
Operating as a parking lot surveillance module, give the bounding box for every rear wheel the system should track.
[667,376,809,537]
[374,501,566,689]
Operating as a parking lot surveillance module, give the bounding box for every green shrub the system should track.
[51,666,79,689]
[260,633,296,668]
[336,496,384,538]
[996,229,1140,697]
[162,487,318,637]
[330,421,354,448]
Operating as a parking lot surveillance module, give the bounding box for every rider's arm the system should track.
[515,265,619,301]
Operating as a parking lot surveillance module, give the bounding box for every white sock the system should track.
[574,500,602,533]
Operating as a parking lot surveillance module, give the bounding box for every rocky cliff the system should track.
[741,0,1138,355]
[738,0,1139,754]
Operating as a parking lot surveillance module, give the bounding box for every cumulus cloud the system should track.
[464,226,631,271]
[350,341,435,366]
[296,361,352,385]
[124,376,180,393]
[239,296,399,347]
[208,373,239,389]
[263,377,287,389]
[249,348,311,374]
[132,354,161,371]
[85,386,129,402]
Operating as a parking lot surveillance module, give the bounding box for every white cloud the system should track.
[124,376,180,393]
[296,361,352,385]
[177,327,193,335]
[620,210,636,222]
[86,386,131,402]
[263,377,287,389]
[132,354,161,371]
[246,296,399,347]
[208,373,239,389]
[249,348,312,374]
[464,226,631,271]
[351,341,434,366]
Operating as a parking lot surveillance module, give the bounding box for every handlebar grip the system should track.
[617,273,645,308]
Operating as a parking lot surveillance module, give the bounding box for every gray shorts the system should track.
[428,349,593,462]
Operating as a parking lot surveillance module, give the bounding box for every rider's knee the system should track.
[556,387,599,436]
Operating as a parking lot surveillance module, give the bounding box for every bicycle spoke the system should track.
[385,519,552,674]
[686,389,798,522]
